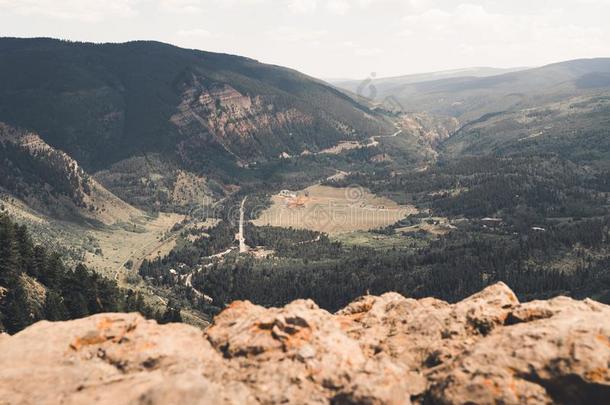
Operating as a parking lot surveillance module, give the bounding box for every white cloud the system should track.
[177,28,212,37]
[571,0,610,4]
[286,0,392,15]
[326,0,350,15]
[156,0,402,16]
[0,0,138,21]
[288,0,318,14]
[341,41,383,57]
[267,26,327,42]
[354,47,382,56]
[159,0,204,13]
[398,3,610,67]
[160,0,274,13]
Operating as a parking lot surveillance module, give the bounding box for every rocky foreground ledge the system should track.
[1,283,609,405]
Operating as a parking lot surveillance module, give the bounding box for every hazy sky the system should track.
[1,0,610,80]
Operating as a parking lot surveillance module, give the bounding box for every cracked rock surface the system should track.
[1,283,608,404]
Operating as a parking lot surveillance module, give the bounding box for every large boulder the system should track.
[206,298,413,404]
[426,297,610,404]
[0,313,254,404]
[0,283,608,404]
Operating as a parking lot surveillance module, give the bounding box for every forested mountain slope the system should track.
[440,92,610,164]
[341,58,610,122]
[333,66,527,97]
[0,38,391,172]
[0,213,157,334]
[334,58,610,164]
[0,122,140,223]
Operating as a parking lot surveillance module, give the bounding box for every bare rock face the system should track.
[426,296,610,405]
[206,299,413,404]
[1,283,609,404]
[171,78,319,162]
[0,122,141,224]
[0,313,253,405]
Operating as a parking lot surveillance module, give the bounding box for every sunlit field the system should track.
[253,184,417,234]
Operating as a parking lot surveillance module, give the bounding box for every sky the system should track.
[1,0,610,80]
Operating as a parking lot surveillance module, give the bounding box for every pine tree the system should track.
[160,300,182,324]
[0,214,19,286]
[3,283,32,334]
[44,290,68,321]
[15,224,33,274]
[0,214,159,334]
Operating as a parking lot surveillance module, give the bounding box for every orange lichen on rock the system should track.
[2,283,610,404]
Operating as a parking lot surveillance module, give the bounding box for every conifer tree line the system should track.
[0,213,174,334]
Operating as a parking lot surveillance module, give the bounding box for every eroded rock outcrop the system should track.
[169,73,374,166]
[0,122,142,224]
[1,283,608,404]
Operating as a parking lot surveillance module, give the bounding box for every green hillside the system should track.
[340,58,610,122]
[0,38,391,172]
[0,213,158,334]
[332,66,527,96]
[441,93,610,164]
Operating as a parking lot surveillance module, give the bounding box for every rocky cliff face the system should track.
[1,283,609,404]
[0,123,140,224]
[171,75,352,164]
[0,38,392,174]
[400,113,460,150]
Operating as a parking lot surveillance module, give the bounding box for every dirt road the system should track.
[239,196,248,253]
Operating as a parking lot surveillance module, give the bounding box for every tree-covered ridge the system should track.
[331,156,609,224]
[0,213,160,334]
[0,123,94,219]
[188,216,609,312]
[336,58,610,122]
[441,93,610,163]
[0,38,391,173]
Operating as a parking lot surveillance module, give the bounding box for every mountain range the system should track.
[332,66,528,97]
[0,37,394,212]
[333,58,610,166]
[0,37,609,340]
[333,59,610,121]
[0,38,608,226]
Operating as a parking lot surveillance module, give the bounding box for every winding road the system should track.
[368,128,403,144]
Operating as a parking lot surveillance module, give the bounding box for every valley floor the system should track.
[253,184,417,234]
[82,212,184,282]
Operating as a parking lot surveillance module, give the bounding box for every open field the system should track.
[82,212,184,281]
[318,140,362,154]
[333,231,430,250]
[253,185,417,234]
[395,216,456,236]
